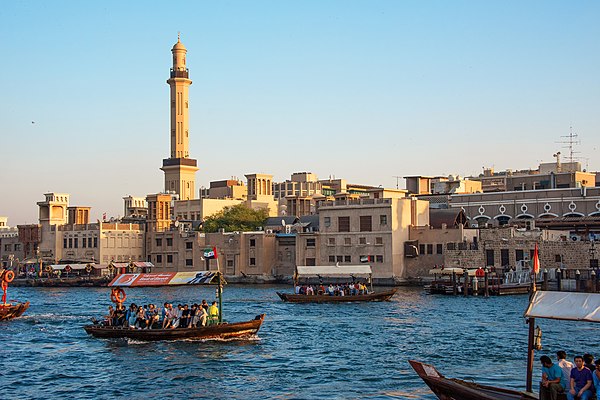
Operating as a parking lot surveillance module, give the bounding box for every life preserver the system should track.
[110,288,126,304]
[3,270,15,283]
[85,265,92,273]
[44,265,52,272]
[64,265,72,273]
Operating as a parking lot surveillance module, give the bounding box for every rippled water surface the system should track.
[2,285,599,399]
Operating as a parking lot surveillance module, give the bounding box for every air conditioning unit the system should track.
[285,225,292,234]
[266,229,273,234]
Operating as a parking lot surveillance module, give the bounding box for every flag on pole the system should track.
[533,243,540,275]
[204,246,218,259]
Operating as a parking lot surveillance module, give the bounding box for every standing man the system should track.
[208,301,219,325]
[558,350,574,391]
[567,356,593,400]
[540,355,564,400]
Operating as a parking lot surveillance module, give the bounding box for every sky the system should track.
[1,0,599,225]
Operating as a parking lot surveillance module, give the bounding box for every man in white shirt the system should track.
[557,350,574,390]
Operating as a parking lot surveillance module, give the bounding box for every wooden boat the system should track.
[277,264,398,303]
[409,360,537,400]
[0,269,29,321]
[84,314,265,341]
[0,301,30,321]
[277,288,398,303]
[84,270,266,341]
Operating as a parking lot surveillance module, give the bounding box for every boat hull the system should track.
[409,360,538,400]
[276,288,398,303]
[84,314,265,341]
[0,302,30,321]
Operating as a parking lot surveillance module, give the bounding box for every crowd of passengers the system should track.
[539,351,600,400]
[99,299,220,329]
[295,283,369,296]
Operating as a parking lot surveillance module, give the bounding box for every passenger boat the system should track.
[277,265,398,303]
[84,270,265,341]
[0,269,29,321]
[411,290,600,400]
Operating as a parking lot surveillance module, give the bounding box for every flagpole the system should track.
[526,242,540,392]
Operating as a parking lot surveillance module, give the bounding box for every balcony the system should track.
[170,68,189,79]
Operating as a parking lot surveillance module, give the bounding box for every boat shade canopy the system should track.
[524,291,600,323]
[111,262,129,268]
[50,264,92,270]
[296,265,372,278]
[108,271,217,287]
[133,261,154,268]
[428,267,477,276]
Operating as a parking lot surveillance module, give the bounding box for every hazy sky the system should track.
[1,1,599,225]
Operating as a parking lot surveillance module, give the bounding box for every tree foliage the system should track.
[202,204,269,233]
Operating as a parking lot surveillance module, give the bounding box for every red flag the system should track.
[533,243,540,274]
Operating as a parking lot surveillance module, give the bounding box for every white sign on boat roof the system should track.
[296,265,372,277]
[524,291,600,323]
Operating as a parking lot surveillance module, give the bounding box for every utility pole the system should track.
[392,176,402,190]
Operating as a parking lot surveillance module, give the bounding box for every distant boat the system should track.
[0,270,29,321]
[411,290,600,399]
[84,270,265,341]
[277,265,398,303]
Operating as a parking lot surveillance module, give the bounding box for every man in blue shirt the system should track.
[540,355,565,400]
[568,356,594,400]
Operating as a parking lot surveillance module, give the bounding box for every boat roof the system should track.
[296,265,372,277]
[524,290,600,323]
[108,271,218,287]
[428,267,478,276]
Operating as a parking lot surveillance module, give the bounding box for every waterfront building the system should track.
[123,195,148,219]
[404,175,482,195]
[0,217,23,268]
[160,35,198,201]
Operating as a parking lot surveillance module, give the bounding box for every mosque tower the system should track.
[160,34,198,200]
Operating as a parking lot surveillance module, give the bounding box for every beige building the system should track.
[404,175,482,195]
[123,195,148,218]
[0,217,23,268]
[160,36,198,201]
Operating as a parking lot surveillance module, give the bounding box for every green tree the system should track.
[202,204,269,233]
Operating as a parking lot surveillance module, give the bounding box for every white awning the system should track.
[524,291,600,323]
[428,267,477,276]
[296,265,372,278]
[50,264,91,270]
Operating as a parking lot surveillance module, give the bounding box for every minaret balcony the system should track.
[170,68,189,79]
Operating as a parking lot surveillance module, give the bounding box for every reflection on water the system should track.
[2,285,599,399]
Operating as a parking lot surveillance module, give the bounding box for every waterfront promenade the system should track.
[2,285,597,399]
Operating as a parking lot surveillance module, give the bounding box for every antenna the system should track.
[392,176,402,189]
[555,126,580,165]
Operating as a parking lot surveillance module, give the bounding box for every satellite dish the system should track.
[281,219,286,226]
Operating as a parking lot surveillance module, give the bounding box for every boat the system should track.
[277,264,398,303]
[84,270,265,341]
[411,290,600,399]
[0,269,29,321]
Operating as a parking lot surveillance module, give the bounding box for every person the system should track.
[104,306,114,326]
[558,351,574,391]
[583,354,595,373]
[567,355,593,400]
[593,360,600,400]
[208,301,219,325]
[162,302,171,328]
[540,355,564,400]
[197,304,208,327]
[201,299,209,313]
[147,304,159,328]
[188,304,198,328]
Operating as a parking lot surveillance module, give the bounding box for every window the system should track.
[324,217,331,228]
[359,237,367,245]
[306,238,315,247]
[486,249,495,266]
[336,255,343,262]
[427,244,433,254]
[380,215,387,226]
[376,255,384,263]
[591,259,599,269]
[344,237,351,246]
[82,238,87,248]
[447,242,456,250]
[250,239,256,247]
[74,238,78,248]
[14,244,21,251]
[249,257,256,266]
[338,216,350,232]
[167,255,173,263]
[4,244,10,251]
[88,237,93,248]
[328,237,336,246]
[156,255,162,263]
[515,249,524,262]
[344,255,351,263]
[419,244,425,255]
[68,238,73,248]
[156,238,162,247]
[501,249,510,266]
[375,237,383,245]
[436,244,443,254]
[63,239,67,248]
[359,216,372,232]
[93,238,98,248]
[329,255,335,263]
[554,254,562,262]
[186,259,193,266]
[306,258,316,266]
[186,242,193,249]
[166,238,173,246]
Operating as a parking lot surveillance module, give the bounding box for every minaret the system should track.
[160,34,198,200]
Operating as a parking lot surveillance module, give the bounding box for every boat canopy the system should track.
[296,265,372,278]
[524,291,600,323]
[108,271,218,287]
[428,267,477,276]
[50,263,97,270]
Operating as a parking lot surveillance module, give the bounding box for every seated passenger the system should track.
[567,355,593,400]
[198,304,208,327]
[540,355,564,400]
[593,360,600,400]
[104,306,114,326]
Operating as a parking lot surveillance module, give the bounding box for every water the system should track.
[1,286,599,399]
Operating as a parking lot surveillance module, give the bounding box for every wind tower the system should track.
[160,34,198,200]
